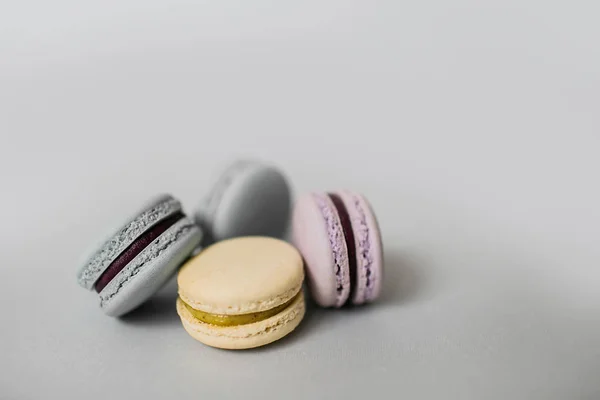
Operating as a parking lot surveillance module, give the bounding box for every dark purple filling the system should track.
[328,193,356,306]
[94,212,184,293]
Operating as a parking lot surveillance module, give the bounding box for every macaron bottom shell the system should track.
[336,191,383,305]
[176,291,305,350]
[99,220,203,317]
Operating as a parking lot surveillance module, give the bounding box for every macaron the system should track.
[177,237,305,349]
[77,195,203,317]
[292,191,383,307]
[194,160,291,245]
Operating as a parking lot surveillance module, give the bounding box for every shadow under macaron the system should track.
[116,249,431,340]
[117,276,180,326]
[241,249,435,351]
[377,250,432,307]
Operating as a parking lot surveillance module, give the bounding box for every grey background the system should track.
[1,1,599,399]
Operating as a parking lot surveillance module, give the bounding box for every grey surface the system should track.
[1,1,599,399]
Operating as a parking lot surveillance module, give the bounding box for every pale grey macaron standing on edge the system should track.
[77,194,203,317]
[194,160,292,245]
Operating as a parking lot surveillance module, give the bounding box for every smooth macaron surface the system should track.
[193,160,291,245]
[177,236,305,349]
[292,191,383,308]
[77,195,203,317]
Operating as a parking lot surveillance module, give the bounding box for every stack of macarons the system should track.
[77,159,383,349]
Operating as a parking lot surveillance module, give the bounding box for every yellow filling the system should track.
[181,293,299,327]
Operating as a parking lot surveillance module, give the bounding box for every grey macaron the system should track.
[194,160,292,245]
[77,194,203,317]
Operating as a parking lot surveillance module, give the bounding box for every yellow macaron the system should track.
[176,236,305,349]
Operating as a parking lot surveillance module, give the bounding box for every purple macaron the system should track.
[292,190,383,307]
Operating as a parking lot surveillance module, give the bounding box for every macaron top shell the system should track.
[194,161,291,244]
[178,236,304,315]
[292,193,350,307]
